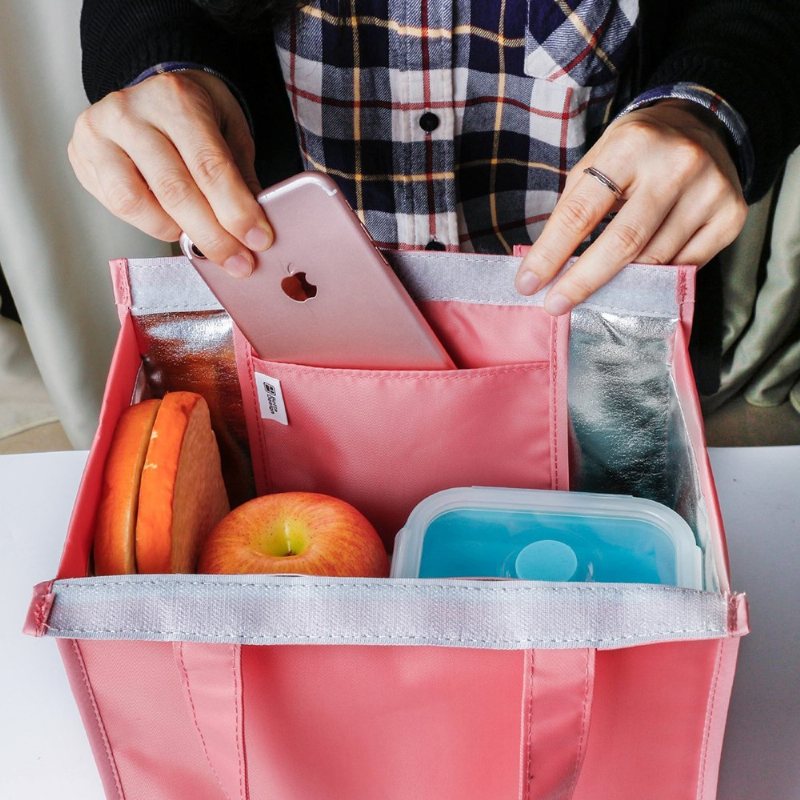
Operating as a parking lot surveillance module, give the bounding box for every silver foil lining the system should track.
[132,310,254,507]
[567,305,712,588]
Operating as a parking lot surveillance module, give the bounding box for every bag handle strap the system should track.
[174,642,248,800]
[520,648,595,800]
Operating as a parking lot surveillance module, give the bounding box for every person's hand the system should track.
[515,99,748,314]
[68,69,272,277]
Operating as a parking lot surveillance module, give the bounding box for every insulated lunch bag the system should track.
[26,249,747,799]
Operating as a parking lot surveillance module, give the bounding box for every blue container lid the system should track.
[391,487,703,589]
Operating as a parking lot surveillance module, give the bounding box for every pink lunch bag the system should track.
[26,249,747,800]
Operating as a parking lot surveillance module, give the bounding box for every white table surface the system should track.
[1,447,798,799]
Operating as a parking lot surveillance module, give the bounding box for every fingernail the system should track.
[223,253,253,278]
[544,292,573,316]
[515,270,541,295]
[245,225,272,251]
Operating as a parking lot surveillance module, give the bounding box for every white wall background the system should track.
[0,0,169,447]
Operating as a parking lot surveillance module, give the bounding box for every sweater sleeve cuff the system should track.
[617,82,754,196]
[127,61,254,134]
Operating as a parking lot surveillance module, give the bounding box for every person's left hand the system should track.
[514,99,749,315]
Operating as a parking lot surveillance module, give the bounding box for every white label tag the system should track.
[254,372,288,425]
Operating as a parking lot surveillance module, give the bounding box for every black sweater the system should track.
[81,0,800,202]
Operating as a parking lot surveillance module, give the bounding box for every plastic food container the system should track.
[391,487,704,589]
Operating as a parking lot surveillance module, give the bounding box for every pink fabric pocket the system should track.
[233,301,568,551]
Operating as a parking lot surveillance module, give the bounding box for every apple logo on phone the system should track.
[281,271,318,302]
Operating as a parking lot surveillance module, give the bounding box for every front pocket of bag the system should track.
[523,0,636,86]
[235,340,565,551]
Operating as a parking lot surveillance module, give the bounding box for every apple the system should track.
[198,492,389,578]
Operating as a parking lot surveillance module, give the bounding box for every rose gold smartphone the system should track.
[179,172,455,370]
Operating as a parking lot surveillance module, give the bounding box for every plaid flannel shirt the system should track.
[135,0,752,254]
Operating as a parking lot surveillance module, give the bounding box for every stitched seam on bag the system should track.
[231,645,247,800]
[248,361,550,379]
[565,651,592,799]
[524,649,534,800]
[71,640,126,799]
[177,643,233,800]
[54,580,720,595]
[115,261,131,308]
[243,339,273,492]
[677,268,688,307]
[660,346,672,513]
[130,304,223,314]
[400,255,517,270]
[697,639,725,800]
[47,628,727,644]
[415,295,546,306]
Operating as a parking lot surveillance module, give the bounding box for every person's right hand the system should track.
[68,69,272,277]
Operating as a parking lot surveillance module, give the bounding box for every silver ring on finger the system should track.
[583,166,624,199]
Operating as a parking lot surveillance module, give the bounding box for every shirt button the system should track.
[419,112,440,132]
[425,239,446,251]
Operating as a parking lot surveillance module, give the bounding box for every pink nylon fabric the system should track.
[241,645,526,799]
[57,639,125,800]
[57,637,741,799]
[573,640,738,799]
[172,640,738,800]
[75,640,225,800]
[233,299,568,550]
[418,300,560,367]
[697,638,742,800]
[174,645,596,800]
